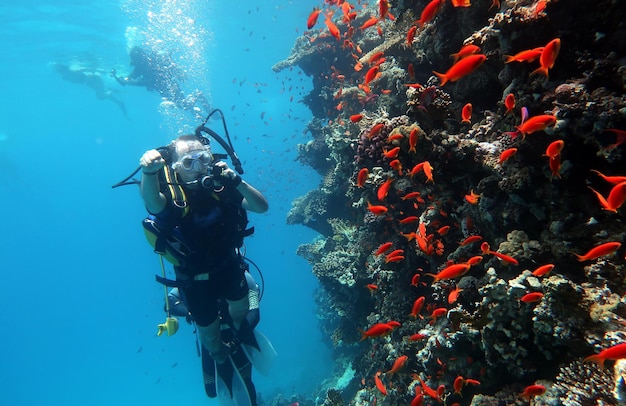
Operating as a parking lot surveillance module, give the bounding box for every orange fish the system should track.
[433,54,486,86]
[406,25,417,46]
[453,376,464,395]
[465,189,481,205]
[408,333,427,341]
[516,114,556,138]
[520,292,544,303]
[360,323,394,340]
[374,371,387,395]
[461,103,473,124]
[383,147,400,159]
[375,242,393,256]
[387,355,408,377]
[429,307,448,322]
[410,273,421,287]
[544,140,564,159]
[389,159,403,175]
[427,263,471,282]
[490,250,519,265]
[451,0,471,7]
[409,127,419,153]
[573,242,621,261]
[368,123,385,138]
[356,168,369,187]
[417,0,444,27]
[588,181,626,212]
[504,93,515,114]
[532,38,561,78]
[451,44,481,62]
[584,342,626,369]
[498,148,517,164]
[402,191,422,201]
[365,283,378,292]
[324,17,341,40]
[364,66,380,85]
[369,51,385,65]
[421,161,434,183]
[448,286,463,304]
[350,114,364,123]
[360,16,379,31]
[532,264,554,277]
[460,235,482,246]
[377,178,394,201]
[399,216,420,224]
[520,384,546,400]
[504,47,544,64]
[590,170,626,185]
[385,249,405,262]
[367,201,388,215]
[437,225,450,235]
[407,62,415,79]
[307,8,321,29]
[548,155,561,179]
[410,296,426,318]
[466,255,483,266]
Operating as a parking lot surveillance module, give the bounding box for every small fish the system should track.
[365,283,378,292]
[584,342,626,369]
[383,146,400,159]
[409,127,419,153]
[367,201,388,215]
[360,323,394,340]
[590,169,626,185]
[453,376,464,395]
[504,47,544,64]
[356,168,369,187]
[450,44,481,62]
[387,355,408,376]
[516,114,557,138]
[520,384,546,400]
[573,242,621,261]
[548,155,561,179]
[399,216,420,224]
[520,292,544,303]
[451,0,471,7]
[324,16,341,40]
[368,123,385,138]
[350,114,364,123]
[460,235,482,246]
[426,263,472,282]
[359,16,379,31]
[465,189,481,205]
[498,148,518,164]
[406,25,417,46]
[307,8,321,29]
[407,333,427,341]
[504,93,515,114]
[448,286,463,304]
[364,66,380,85]
[544,140,564,159]
[466,255,483,266]
[377,178,394,201]
[375,242,393,256]
[461,103,473,124]
[433,54,486,86]
[410,296,425,318]
[531,264,555,277]
[417,0,444,27]
[588,181,626,212]
[531,38,561,78]
[374,371,387,395]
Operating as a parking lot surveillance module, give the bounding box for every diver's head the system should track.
[170,135,214,187]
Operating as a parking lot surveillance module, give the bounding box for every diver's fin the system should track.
[228,354,254,406]
[215,358,237,406]
[240,330,277,376]
[201,346,217,398]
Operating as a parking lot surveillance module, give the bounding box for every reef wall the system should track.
[277,0,626,404]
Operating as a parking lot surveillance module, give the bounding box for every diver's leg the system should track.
[197,318,230,364]
[227,295,249,330]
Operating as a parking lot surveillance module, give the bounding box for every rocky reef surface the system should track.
[275,0,626,404]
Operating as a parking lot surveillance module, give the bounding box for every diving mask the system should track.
[173,149,213,173]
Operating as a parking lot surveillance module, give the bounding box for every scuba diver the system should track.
[111,46,210,115]
[114,110,273,405]
[53,62,128,117]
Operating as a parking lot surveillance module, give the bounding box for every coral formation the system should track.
[278,0,626,404]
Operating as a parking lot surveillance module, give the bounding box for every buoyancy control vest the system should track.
[142,165,254,270]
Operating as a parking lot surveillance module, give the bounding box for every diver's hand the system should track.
[140,149,166,175]
[109,68,117,78]
[214,161,242,187]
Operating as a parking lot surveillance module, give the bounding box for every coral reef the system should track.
[279,0,626,404]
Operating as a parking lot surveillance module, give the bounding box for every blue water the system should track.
[0,1,332,404]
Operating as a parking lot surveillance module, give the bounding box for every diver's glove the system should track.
[214,161,242,187]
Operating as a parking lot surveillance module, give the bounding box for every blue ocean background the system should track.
[0,1,334,404]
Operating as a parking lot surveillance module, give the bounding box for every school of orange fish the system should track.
[285,0,625,404]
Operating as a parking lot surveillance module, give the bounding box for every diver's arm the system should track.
[238,182,269,214]
[139,149,167,214]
